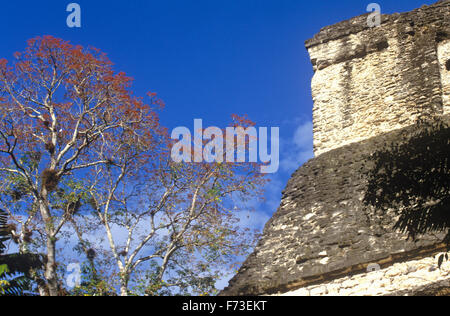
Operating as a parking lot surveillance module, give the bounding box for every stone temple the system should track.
[221,0,450,296]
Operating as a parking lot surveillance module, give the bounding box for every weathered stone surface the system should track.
[220,120,449,296]
[307,0,450,155]
[279,254,450,296]
[438,39,450,114]
[220,1,450,296]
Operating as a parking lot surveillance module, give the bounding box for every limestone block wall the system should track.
[280,254,450,296]
[306,1,450,156]
[438,39,450,113]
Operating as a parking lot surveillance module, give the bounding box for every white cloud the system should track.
[280,121,314,174]
[215,270,236,290]
[293,121,313,148]
[235,209,270,232]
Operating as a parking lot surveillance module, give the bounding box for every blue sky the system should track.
[1,0,437,128]
[0,0,439,289]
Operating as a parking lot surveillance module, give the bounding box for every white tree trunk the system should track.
[39,188,59,296]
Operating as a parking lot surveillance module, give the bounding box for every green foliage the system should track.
[0,209,41,296]
[0,265,30,296]
[0,253,42,275]
[51,178,92,212]
[1,152,40,203]
[131,258,221,296]
[69,262,116,296]
[0,211,8,254]
[133,265,173,296]
[0,210,27,295]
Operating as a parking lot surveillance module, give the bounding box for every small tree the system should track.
[364,119,450,267]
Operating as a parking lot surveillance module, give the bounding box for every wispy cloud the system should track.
[280,121,314,174]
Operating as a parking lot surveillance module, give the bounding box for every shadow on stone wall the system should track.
[363,118,450,247]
